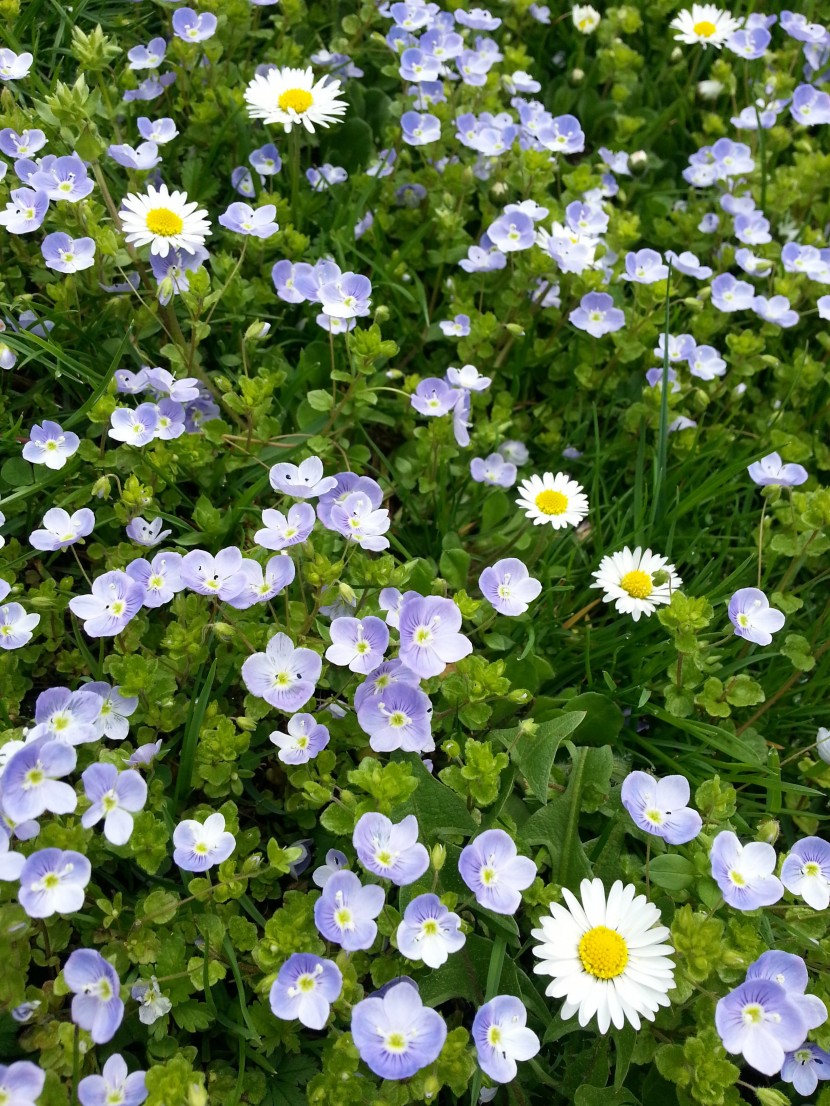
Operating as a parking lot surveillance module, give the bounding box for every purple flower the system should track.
[486,211,535,252]
[396,893,465,967]
[173,812,235,871]
[0,128,46,157]
[0,1063,44,1106]
[0,604,40,649]
[34,685,102,744]
[728,587,785,646]
[479,558,541,616]
[241,632,322,711]
[439,314,470,337]
[128,38,167,70]
[218,202,279,238]
[351,980,446,1079]
[790,84,830,126]
[255,503,316,549]
[269,954,342,1030]
[69,570,145,637]
[226,555,295,610]
[411,378,461,417]
[569,292,625,337]
[109,403,159,447]
[780,10,828,42]
[353,813,429,886]
[470,453,517,488]
[710,831,784,909]
[538,113,585,154]
[41,232,96,273]
[747,950,828,1031]
[354,658,420,705]
[19,848,91,919]
[623,249,669,284]
[126,516,172,547]
[356,682,434,753]
[781,1043,830,1096]
[172,8,217,42]
[269,457,337,499]
[472,995,540,1083]
[269,713,330,764]
[180,548,247,601]
[330,491,390,551]
[151,248,208,305]
[125,741,162,768]
[620,772,702,844]
[711,273,755,312]
[250,143,281,176]
[85,682,138,741]
[2,739,77,821]
[78,1054,147,1106]
[715,978,807,1076]
[108,141,161,170]
[29,507,94,551]
[398,594,472,678]
[753,294,799,328]
[325,616,389,673]
[22,421,79,470]
[64,949,124,1043]
[81,763,147,846]
[689,345,726,380]
[137,117,178,143]
[747,452,808,487]
[29,155,94,203]
[458,829,536,914]
[781,837,830,911]
[664,250,712,279]
[0,188,49,234]
[123,74,177,103]
[312,849,349,888]
[306,163,348,191]
[447,364,490,392]
[314,870,385,950]
[401,111,441,146]
[126,552,184,608]
[319,273,372,319]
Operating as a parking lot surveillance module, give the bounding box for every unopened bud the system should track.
[754,1090,790,1106]
[630,150,648,172]
[756,818,779,845]
[431,844,446,872]
[91,476,112,500]
[373,304,390,325]
[212,622,236,639]
[338,581,357,606]
[187,1083,207,1106]
[244,320,271,341]
[235,716,257,732]
[570,67,585,85]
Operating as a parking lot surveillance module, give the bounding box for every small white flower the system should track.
[515,472,589,529]
[671,4,742,48]
[244,66,348,133]
[590,546,682,621]
[119,184,211,257]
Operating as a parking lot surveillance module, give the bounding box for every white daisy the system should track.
[515,472,588,529]
[532,878,675,1034]
[590,545,681,621]
[670,4,742,48]
[119,184,211,257]
[244,66,348,133]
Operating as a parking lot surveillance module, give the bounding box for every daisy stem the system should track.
[289,127,302,233]
[645,838,651,900]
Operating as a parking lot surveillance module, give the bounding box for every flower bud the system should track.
[756,818,779,845]
[630,150,648,172]
[244,320,271,341]
[570,67,585,85]
[338,581,357,606]
[211,622,236,640]
[431,844,446,872]
[443,738,461,758]
[235,716,258,732]
[187,1083,207,1106]
[422,1075,440,1100]
[754,1090,790,1106]
[373,304,390,325]
[91,476,112,500]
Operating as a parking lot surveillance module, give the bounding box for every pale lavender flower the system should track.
[41,232,96,273]
[137,117,178,143]
[254,503,316,549]
[397,893,465,968]
[34,685,102,744]
[459,830,536,914]
[354,210,374,239]
[269,713,330,764]
[250,143,281,176]
[29,507,94,551]
[312,849,348,888]
[790,84,830,126]
[353,657,420,706]
[180,548,247,601]
[0,128,46,157]
[269,954,342,1030]
[126,741,163,768]
[150,248,208,305]
[78,1054,147,1106]
[269,457,337,498]
[747,451,808,487]
[0,604,40,649]
[128,38,167,70]
[0,1063,44,1106]
[470,453,517,488]
[143,367,201,403]
[155,399,186,439]
[472,996,540,1083]
[569,292,625,337]
[622,249,669,283]
[173,812,235,871]
[68,570,145,637]
[781,1043,830,1096]
[728,587,785,646]
[753,294,799,328]
[172,8,217,41]
[398,594,472,678]
[0,827,25,882]
[109,403,159,447]
[123,75,177,103]
[710,830,784,908]
[241,632,322,711]
[411,377,461,416]
[401,111,441,145]
[29,155,94,203]
[711,273,755,312]
[64,949,123,1043]
[2,740,76,821]
[218,202,279,238]
[19,849,91,919]
[479,558,541,616]
[0,187,49,234]
[22,421,79,470]
[715,978,807,1076]
[232,166,255,196]
[446,364,491,391]
[351,980,446,1079]
[689,345,726,380]
[486,211,535,252]
[319,273,372,319]
[126,516,172,547]
[314,870,385,950]
[353,813,429,886]
[81,763,147,845]
[227,555,295,610]
[439,314,470,337]
[108,142,161,170]
[306,164,348,190]
[356,681,434,753]
[271,259,315,303]
[781,837,830,910]
[86,682,138,741]
[747,951,828,1032]
[131,977,171,1024]
[325,616,389,673]
[664,250,712,278]
[620,772,702,844]
[126,552,184,608]
[329,491,390,551]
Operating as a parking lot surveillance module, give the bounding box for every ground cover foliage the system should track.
[1,2,830,1106]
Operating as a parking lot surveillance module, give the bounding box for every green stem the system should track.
[289,127,302,232]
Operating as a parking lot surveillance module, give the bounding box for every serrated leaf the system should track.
[491,713,585,803]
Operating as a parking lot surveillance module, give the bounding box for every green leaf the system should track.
[392,753,478,838]
[648,853,696,891]
[172,1001,214,1032]
[306,389,334,412]
[574,1087,639,1106]
[0,458,34,488]
[564,693,625,746]
[492,713,585,803]
[439,547,471,589]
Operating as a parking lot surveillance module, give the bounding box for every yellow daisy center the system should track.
[146,207,184,237]
[619,569,652,599]
[535,489,568,515]
[578,925,629,979]
[279,88,314,113]
[693,19,717,36]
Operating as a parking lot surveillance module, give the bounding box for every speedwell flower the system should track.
[591,546,681,621]
[325,616,389,673]
[459,830,536,915]
[356,681,434,754]
[747,451,808,487]
[620,772,702,844]
[68,570,145,637]
[710,830,784,909]
[728,587,785,646]
[29,507,94,551]
[241,632,322,711]
[351,980,446,1080]
[472,996,540,1083]
[314,870,385,950]
[515,472,588,529]
[352,813,429,886]
[19,848,91,919]
[81,763,147,846]
[781,837,830,910]
[479,558,542,617]
[396,894,465,968]
[269,713,330,765]
[22,421,79,470]
[173,812,236,872]
[0,1063,45,1106]
[715,977,808,1076]
[78,1054,147,1106]
[2,739,77,821]
[397,594,472,678]
[269,954,343,1030]
[532,878,675,1032]
[244,66,347,132]
[64,949,124,1043]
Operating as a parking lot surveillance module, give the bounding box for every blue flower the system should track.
[472,996,540,1083]
[313,870,385,950]
[64,949,124,1043]
[269,954,342,1029]
[351,980,446,1079]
